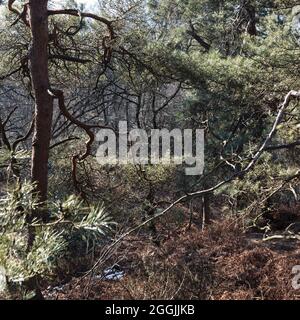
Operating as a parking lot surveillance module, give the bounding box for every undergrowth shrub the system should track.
[0,182,115,299]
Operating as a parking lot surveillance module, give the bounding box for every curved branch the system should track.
[48,89,114,194]
[12,119,34,152]
[48,8,115,80]
[8,0,30,27]
[8,0,19,15]
[47,9,115,39]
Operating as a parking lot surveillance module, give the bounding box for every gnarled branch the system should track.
[8,0,30,27]
[48,89,113,195]
[47,9,115,39]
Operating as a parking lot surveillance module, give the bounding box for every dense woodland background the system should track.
[0,0,300,300]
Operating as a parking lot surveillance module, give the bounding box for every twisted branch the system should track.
[48,8,115,85]
[8,0,30,27]
[48,89,113,194]
[47,9,115,39]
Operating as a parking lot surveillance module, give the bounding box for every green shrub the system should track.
[0,182,115,298]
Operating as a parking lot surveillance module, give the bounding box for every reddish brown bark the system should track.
[29,0,53,205]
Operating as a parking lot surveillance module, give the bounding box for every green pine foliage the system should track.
[0,182,114,296]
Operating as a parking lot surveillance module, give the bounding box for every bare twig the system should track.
[50,136,80,150]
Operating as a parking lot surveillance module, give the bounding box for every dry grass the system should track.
[43,216,300,300]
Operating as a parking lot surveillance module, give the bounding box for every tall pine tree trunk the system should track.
[24,0,52,299]
[29,0,53,208]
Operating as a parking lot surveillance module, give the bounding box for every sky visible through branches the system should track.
[52,0,98,10]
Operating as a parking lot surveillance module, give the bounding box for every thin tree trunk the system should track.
[202,194,211,228]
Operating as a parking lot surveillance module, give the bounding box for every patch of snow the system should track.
[95,264,125,281]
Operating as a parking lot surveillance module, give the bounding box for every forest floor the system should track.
[43,211,300,300]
